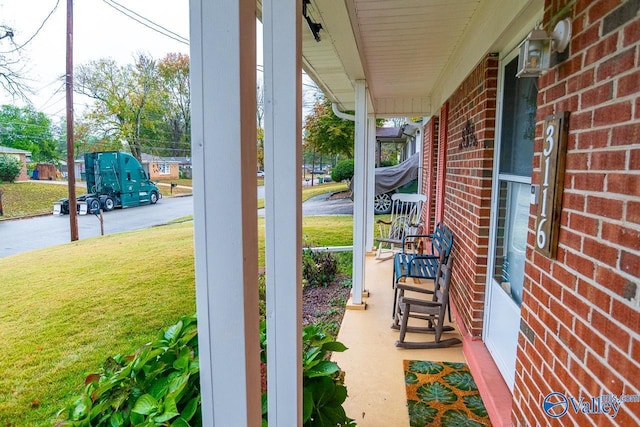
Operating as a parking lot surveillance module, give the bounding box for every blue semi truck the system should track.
[54,151,161,215]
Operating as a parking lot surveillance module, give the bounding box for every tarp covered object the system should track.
[374,153,419,195]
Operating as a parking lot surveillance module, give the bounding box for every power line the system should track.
[101,0,189,46]
[0,0,61,54]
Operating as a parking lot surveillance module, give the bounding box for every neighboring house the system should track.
[140,153,180,180]
[190,1,640,426]
[0,145,31,181]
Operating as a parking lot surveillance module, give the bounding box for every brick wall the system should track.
[513,0,640,425]
[438,55,498,337]
[422,117,439,234]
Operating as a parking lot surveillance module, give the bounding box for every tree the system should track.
[0,26,31,100]
[0,154,22,182]
[0,105,59,162]
[256,81,264,170]
[304,97,355,159]
[157,53,191,157]
[75,56,160,161]
[76,53,192,160]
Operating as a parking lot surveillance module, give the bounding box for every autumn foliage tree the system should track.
[303,97,355,159]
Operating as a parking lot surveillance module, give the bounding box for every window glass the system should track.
[493,181,530,306]
[499,58,537,176]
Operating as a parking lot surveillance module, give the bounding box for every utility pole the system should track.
[66,0,78,241]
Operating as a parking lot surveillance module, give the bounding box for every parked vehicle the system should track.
[54,151,161,215]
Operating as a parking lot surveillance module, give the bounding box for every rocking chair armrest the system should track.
[376,219,392,225]
[395,282,435,294]
[401,233,435,253]
[400,296,442,308]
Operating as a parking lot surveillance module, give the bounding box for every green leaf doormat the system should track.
[403,360,492,426]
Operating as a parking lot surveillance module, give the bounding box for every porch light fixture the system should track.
[516,18,572,78]
[303,0,322,42]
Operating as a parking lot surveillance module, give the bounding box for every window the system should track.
[158,162,171,175]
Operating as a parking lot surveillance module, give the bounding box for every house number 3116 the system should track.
[535,112,568,258]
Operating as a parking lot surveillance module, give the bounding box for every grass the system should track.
[0,214,354,425]
[0,182,85,219]
[257,182,348,209]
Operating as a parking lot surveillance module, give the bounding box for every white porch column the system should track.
[263,0,302,425]
[190,0,260,425]
[366,115,376,251]
[350,80,368,307]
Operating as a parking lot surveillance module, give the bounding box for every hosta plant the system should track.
[55,315,201,426]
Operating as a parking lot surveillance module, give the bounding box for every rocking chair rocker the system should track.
[392,255,461,349]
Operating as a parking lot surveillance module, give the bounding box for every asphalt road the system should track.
[0,195,194,259]
[0,192,353,259]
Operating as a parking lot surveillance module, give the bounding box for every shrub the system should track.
[0,154,22,182]
[56,315,201,426]
[57,316,353,427]
[302,249,338,287]
[330,159,354,183]
[260,322,354,427]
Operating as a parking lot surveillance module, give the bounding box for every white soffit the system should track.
[301,0,542,117]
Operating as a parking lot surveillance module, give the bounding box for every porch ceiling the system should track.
[298,0,543,117]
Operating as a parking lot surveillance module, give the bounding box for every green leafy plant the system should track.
[330,159,354,183]
[260,322,354,426]
[0,154,22,182]
[55,315,201,426]
[302,249,338,287]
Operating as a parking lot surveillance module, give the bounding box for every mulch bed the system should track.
[302,273,351,331]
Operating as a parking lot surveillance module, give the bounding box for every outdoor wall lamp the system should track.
[516,18,572,78]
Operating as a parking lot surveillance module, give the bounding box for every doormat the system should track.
[404,360,492,426]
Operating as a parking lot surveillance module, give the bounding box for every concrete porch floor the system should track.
[332,254,466,426]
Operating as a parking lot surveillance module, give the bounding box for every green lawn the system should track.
[0,215,353,425]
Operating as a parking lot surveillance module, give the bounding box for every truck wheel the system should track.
[102,197,115,212]
[150,191,159,204]
[87,198,101,214]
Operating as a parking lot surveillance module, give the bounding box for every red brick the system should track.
[631,148,640,166]
[621,251,640,280]
[610,406,640,427]
[593,102,633,126]
[546,81,567,102]
[585,32,619,67]
[608,346,640,389]
[605,316,632,352]
[558,227,582,251]
[572,358,602,396]
[568,110,593,131]
[546,334,570,367]
[556,95,579,114]
[611,123,640,146]
[563,192,586,212]
[632,338,640,363]
[581,81,614,108]
[602,222,640,249]
[597,48,637,81]
[569,212,600,236]
[558,323,586,360]
[588,0,624,24]
[562,287,592,319]
[572,23,601,54]
[587,196,624,220]
[595,267,636,300]
[591,149,627,170]
[628,201,640,225]
[552,264,578,290]
[618,70,640,97]
[577,128,610,149]
[576,279,612,314]
[567,68,596,92]
[566,151,589,170]
[571,172,605,192]
[586,351,624,391]
[623,15,640,46]
[611,299,640,332]
[583,237,619,267]
[607,173,640,196]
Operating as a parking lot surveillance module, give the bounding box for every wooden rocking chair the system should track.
[392,255,461,349]
[375,193,426,260]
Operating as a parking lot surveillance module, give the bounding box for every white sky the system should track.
[0,0,192,118]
